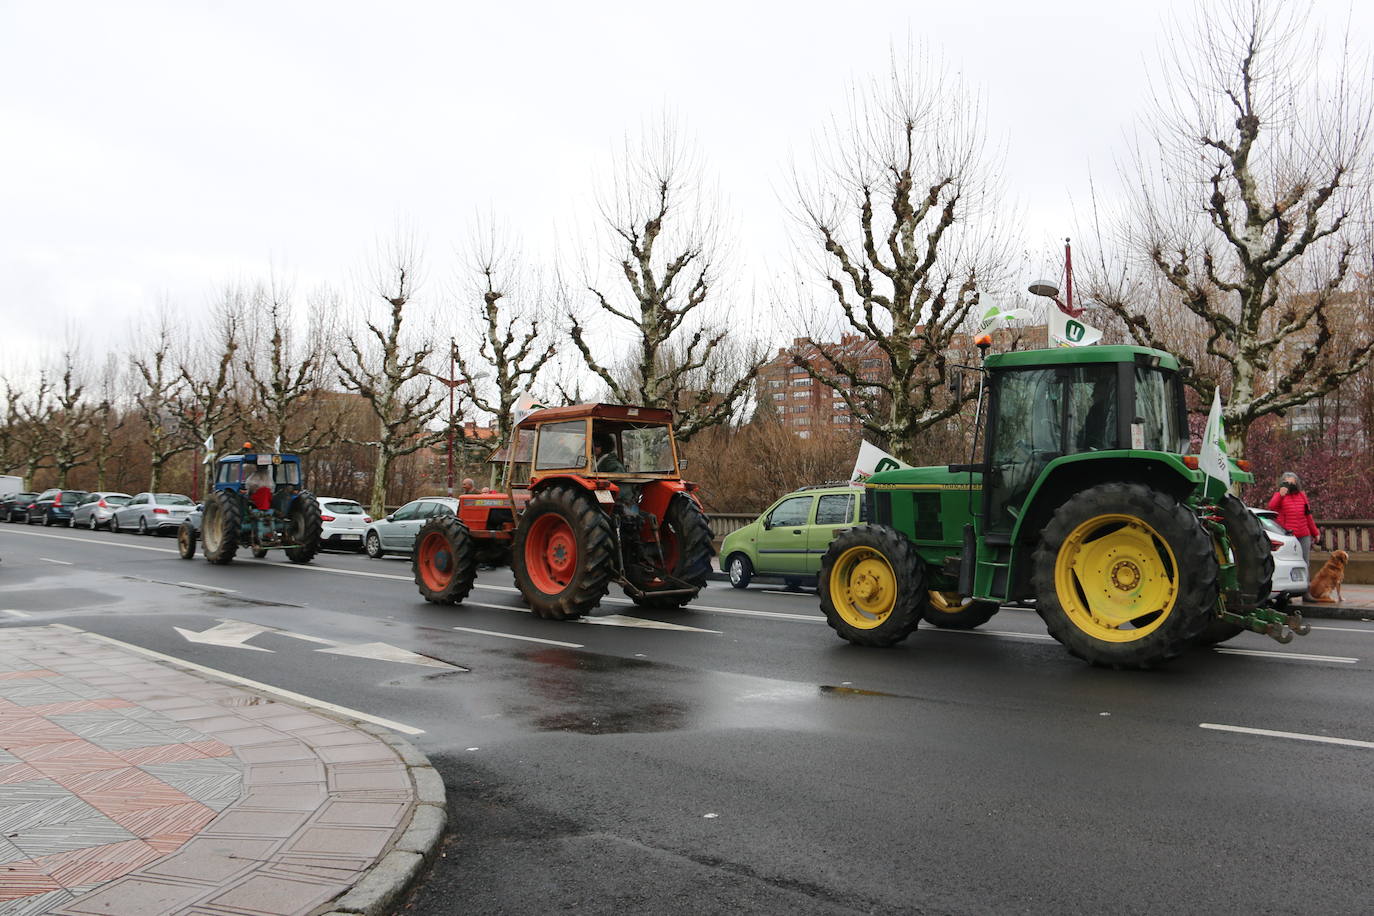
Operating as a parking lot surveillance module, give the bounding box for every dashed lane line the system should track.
[1214,647,1358,663]
[176,582,238,594]
[450,624,584,649]
[1,609,32,619]
[50,624,424,735]
[1200,722,1374,750]
[39,557,73,566]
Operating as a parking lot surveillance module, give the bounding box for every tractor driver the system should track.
[244,463,275,511]
[592,431,627,474]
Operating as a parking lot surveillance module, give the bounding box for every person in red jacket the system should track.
[1267,471,1320,563]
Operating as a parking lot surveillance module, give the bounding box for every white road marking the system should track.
[316,642,464,670]
[930,627,1057,641]
[1,609,32,619]
[663,603,826,623]
[577,615,721,633]
[39,557,73,566]
[1,529,177,553]
[1200,722,1374,750]
[54,624,424,735]
[451,625,583,648]
[174,620,276,652]
[1214,647,1358,663]
[1309,624,1374,634]
[176,581,238,594]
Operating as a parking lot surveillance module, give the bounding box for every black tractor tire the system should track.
[412,516,478,605]
[1031,482,1219,669]
[922,595,1001,630]
[512,485,615,620]
[726,553,753,589]
[819,525,927,647]
[201,490,242,565]
[1196,493,1276,646]
[627,495,715,609]
[177,523,197,560]
[365,531,384,559]
[284,493,323,565]
[251,547,269,559]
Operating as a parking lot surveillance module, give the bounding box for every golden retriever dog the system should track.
[1306,549,1348,603]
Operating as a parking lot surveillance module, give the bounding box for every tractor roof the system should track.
[984,345,1180,371]
[516,403,675,429]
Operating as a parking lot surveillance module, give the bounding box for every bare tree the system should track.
[48,351,99,487]
[0,381,21,477]
[131,316,190,493]
[242,283,342,456]
[568,125,763,439]
[1086,0,1373,456]
[90,356,127,491]
[453,228,556,452]
[170,299,241,499]
[336,241,446,517]
[12,375,54,490]
[792,51,1011,464]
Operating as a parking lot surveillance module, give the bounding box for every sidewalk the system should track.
[0,626,444,916]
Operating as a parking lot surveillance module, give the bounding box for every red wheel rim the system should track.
[525,513,577,594]
[418,531,453,592]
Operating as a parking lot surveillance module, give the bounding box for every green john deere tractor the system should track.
[820,344,1308,669]
[182,450,323,566]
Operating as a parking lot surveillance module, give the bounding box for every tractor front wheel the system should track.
[1031,482,1218,669]
[201,490,241,565]
[1196,494,1275,646]
[284,494,323,565]
[413,516,478,605]
[626,495,714,609]
[819,525,927,647]
[512,486,614,620]
[177,523,197,560]
[923,593,1000,630]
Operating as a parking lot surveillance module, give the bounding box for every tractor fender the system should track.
[636,480,696,522]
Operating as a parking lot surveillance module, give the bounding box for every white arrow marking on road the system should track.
[576,614,721,633]
[173,620,275,652]
[451,624,584,648]
[315,642,463,669]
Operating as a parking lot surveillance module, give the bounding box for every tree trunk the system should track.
[369,448,392,520]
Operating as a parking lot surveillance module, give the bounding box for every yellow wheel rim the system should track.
[1054,513,1178,642]
[829,546,898,629]
[927,590,969,616]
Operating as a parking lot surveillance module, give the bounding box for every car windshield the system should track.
[621,426,676,473]
[325,501,365,514]
[156,494,195,506]
[105,495,131,506]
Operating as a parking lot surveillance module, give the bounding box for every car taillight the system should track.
[98,499,107,508]
[1269,538,1283,551]
[53,494,62,506]
[154,507,168,515]
[363,516,372,523]
[320,514,335,522]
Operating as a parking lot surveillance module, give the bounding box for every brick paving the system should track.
[0,626,431,916]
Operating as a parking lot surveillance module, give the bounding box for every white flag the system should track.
[979,303,1034,332]
[852,441,909,484]
[203,434,214,452]
[274,436,282,452]
[1047,305,1103,347]
[1199,389,1229,488]
[511,391,544,425]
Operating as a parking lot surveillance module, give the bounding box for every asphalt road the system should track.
[3,522,1373,915]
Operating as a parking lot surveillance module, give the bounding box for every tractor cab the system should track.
[212,453,303,492]
[981,347,1189,535]
[508,403,681,487]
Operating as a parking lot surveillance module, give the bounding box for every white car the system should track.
[316,497,372,552]
[1251,507,1309,606]
[364,497,459,558]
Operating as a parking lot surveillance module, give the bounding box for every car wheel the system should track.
[110,516,121,534]
[365,532,383,559]
[42,513,52,527]
[727,553,753,589]
[137,517,148,535]
[88,516,98,531]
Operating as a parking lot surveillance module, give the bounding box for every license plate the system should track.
[339,533,360,540]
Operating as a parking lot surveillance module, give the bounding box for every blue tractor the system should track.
[185,449,323,565]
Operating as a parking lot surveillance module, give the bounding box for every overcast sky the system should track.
[2,0,1368,387]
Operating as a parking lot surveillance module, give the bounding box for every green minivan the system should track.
[720,483,865,589]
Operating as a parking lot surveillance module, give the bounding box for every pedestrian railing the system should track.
[707,512,757,542]
[1316,520,1374,554]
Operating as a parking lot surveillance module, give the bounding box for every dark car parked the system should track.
[2,492,38,523]
[27,489,91,526]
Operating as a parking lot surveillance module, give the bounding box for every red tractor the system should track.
[411,403,715,619]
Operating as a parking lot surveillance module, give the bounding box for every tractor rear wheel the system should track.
[201,490,241,565]
[626,495,714,609]
[512,486,614,620]
[1031,482,1218,669]
[284,493,323,565]
[819,525,926,647]
[413,516,478,605]
[177,523,197,560]
[923,592,1000,629]
[1196,494,1275,646]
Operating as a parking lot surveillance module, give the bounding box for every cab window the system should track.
[767,496,814,528]
[535,421,588,471]
[815,493,853,525]
[507,429,535,486]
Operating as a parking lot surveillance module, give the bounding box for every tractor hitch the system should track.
[1217,606,1311,644]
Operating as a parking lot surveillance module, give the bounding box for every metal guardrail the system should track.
[1316,520,1374,553]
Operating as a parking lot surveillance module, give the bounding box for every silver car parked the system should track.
[364,497,458,558]
[111,492,196,535]
[71,492,132,530]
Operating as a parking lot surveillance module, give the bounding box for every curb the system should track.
[321,724,448,916]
